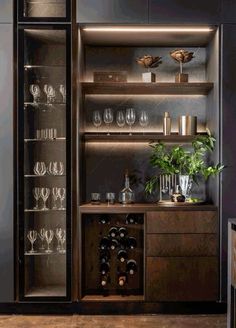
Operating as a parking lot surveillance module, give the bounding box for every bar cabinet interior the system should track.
[17,25,72,301]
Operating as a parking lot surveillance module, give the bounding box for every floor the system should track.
[0,315,227,328]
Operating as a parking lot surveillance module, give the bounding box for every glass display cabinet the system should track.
[18,0,71,22]
[17,25,71,301]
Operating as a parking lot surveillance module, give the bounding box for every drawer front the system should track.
[146,211,217,234]
[147,234,217,257]
[146,257,218,301]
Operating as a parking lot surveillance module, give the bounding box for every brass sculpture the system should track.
[170,49,194,83]
[136,55,162,82]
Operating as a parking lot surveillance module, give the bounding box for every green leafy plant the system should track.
[145,130,224,195]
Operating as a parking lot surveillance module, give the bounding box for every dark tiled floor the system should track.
[0,315,227,328]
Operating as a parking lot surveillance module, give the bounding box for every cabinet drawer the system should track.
[147,234,217,257]
[146,211,217,234]
[146,257,218,301]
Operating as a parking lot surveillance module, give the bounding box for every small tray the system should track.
[158,200,205,206]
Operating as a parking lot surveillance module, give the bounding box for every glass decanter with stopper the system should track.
[119,170,135,204]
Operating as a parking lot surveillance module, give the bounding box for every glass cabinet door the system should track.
[17,26,71,301]
[18,0,71,22]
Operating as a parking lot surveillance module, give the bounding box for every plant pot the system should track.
[179,175,192,200]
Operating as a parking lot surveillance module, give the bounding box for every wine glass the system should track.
[103,108,113,135]
[29,84,41,104]
[59,229,66,254]
[33,187,41,210]
[38,228,46,251]
[43,84,56,104]
[45,230,54,253]
[33,162,46,176]
[92,111,102,133]
[139,111,149,133]
[53,162,64,175]
[59,84,66,103]
[27,230,37,253]
[55,228,62,251]
[58,188,66,210]
[126,108,136,135]
[116,111,126,131]
[40,187,50,210]
[47,162,54,175]
[52,187,59,209]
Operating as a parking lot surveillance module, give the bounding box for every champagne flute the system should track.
[29,84,41,104]
[139,111,149,133]
[52,187,59,209]
[103,108,113,135]
[116,110,126,131]
[59,84,66,103]
[45,230,54,253]
[27,230,37,253]
[33,187,41,210]
[92,111,102,133]
[126,108,136,135]
[58,187,66,210]
[40,187,50,210]
[38,228,46,251]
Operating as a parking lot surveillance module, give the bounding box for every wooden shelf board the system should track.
[83,133,206,143]
[82,295,144,302]
[79,203,217,213]
[82,82,214,95]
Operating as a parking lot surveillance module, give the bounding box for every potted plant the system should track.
[145,130,224,202]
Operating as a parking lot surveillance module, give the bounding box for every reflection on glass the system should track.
[44,84,56,104]
[58,187,66,210]
[30,84,41,104]
[59,84,66,103]
[33,187,41,210]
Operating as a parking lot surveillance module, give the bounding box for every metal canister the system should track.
[178,115,197,136]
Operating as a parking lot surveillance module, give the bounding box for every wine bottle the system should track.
[117,249,128,263]
[118,227,127,238]
[127,237,137,249]
[119,238,127,249]
[126,259,137,275]
[100,262,110,275]
[110,238,119,250]
[118,272,127,286]
[99,215,110,225]
[109,226,118,238]
[125,214,136,225]
[99,250,110,263]
[101,274,109,287]
[99,237,110,250]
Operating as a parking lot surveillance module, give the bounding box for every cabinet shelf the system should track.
[25,252,66,256]
[24,65,66,69]
[24,208,66,212]
[24,102,66,107]
[24,174,66,177]
[24,137,66,142]
[83,132,206,143]
[82,82,214,95]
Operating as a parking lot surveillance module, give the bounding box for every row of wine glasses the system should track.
[93,109,149,135]
[32,187,66,210]
[33,161,65,176]
[26,228,66,254]
[29,84,66,104]
[36,128,58,140]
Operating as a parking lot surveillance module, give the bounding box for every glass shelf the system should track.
[24,137,66,142]
[24,208,66,212]
[24,174,66,177]
[24,102,66,107]
[24,65,66,69]
[25,252,66,256]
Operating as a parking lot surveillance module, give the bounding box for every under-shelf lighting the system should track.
[83,27,214,33]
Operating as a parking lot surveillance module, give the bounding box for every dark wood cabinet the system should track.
[77,0,148,23]
[145,210,218,302]
[221,0,236,23]
[149,0,220,24]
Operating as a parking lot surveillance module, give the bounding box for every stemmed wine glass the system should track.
[40,187,50,210]
[38,228,46,251]
[59,84,66,103]
[43,84,56,104]
[33,187,41,210]
[47,162,64,176]
[52,187,59,209]
[45,230,54,254]
[58,188,66,210]
[59,229,66,254]
[27,230,37,253]
[29,84,41,104]
[103,108,113,135]
[116,111,126,131]
[33,162,46,176]
[55,228,62,251]
[139,111,149,133]
[126,108,136,135]
[92,111,102,133]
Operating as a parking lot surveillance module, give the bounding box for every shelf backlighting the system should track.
[83,27,214,33]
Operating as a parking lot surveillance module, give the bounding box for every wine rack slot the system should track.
[82,213,144,297]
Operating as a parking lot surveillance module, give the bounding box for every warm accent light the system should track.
[83,27,213,33]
